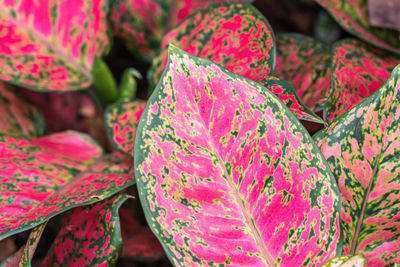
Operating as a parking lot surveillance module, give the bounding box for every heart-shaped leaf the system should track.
[275,33,331,112]
[325,39,400,123]
[105,99,146,155]
[0,222,47,267]
[0,83,44,137]
[135,46,341,266]
[259,77,324,124]
[0,0,109,91]
[315,0,400,53]
[43,193,128,266]
[0,132,135,241]
[149,2,275,87]
[110,0,247,59]
[314,65,400,265]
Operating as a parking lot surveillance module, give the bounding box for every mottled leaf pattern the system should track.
[275,33,331,112]
[0,132,136,240]
[105,99,146,155]
[315,0,400,53]
[0,0,109,91]
[120,208,165,261]
[135,46,341,266]
[0,223,47,267]
[326,39,400,123]
[150,2,275,87]
[259,77,324,124]
[0,83,44,137]
[314,65,400,265]
[321,254,367,267]
[110,0,247,59]
[43,194,128,267]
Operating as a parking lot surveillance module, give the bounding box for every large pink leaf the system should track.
[0,132,135,240]
[0,0,109,91]
[105,99,146,155]
[0,82,44,137]
[274,33,331,112]
[315,0,400,53]
[110,0,247,59]
[325,39,400,123]
[315,65,400,265]
[135,46,341,265]
[149,2,275,87]
[43,194,128,266]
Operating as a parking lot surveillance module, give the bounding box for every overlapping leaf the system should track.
[120,208,165,261]
[325,39,400,123]
[0,131,135,240]
[150,2,275,87]
[43,194,128,266]
[275,33,331,112]
[0,223,47,267]
[0,83,44,137]
[315,65,400,265]
[0,0,109,91]
[315,0,400,53]
[259,77,324,124]
[110,0,247,59]
[105,99,146,155]
[135,46,341,266]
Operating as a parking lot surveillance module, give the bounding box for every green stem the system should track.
[91,57,118,105]
[119,68,142,99]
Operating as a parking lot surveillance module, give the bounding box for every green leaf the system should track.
[42,194,128,266]
[275,33,331,112]
[325,39,400,123]
[135,46,341,266]
[314,65,400,265]
[315,0,400,53]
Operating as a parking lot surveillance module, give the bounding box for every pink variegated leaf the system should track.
[0,82,44,137]
[0,0,109,91]
[0,130,135,241]
[43,194,128,266]
[150,2,275,87]
[316,0,400,53]
[110,0,247,59]
[326,39,400,123]
[275,33,331,112]
[321,254,367,266]
[135,46,341,266]
[0,222,47,267]
[315,65,400,265]
[105,99,146,155]
[120,208,165,261]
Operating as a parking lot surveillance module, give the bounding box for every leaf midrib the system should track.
[0,6,92,81]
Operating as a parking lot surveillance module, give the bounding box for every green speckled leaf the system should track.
[135,46,341,266]
[315,65,400,265]
[0,82,45,137]
[316,0,400,53]
[326,39,400,123]
[105,99,146,155]
[43,194,128,266]
[275,33,331,112]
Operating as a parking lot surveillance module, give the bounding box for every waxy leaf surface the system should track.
[43,194,128,267]
[315,0,400,53]
[259,77,324,124]
[326,39,400,123]
[0,83,44,137]
[110,0,247,59]
[0,133,135,240]
[0,0,109,91]
[150,2,275,87]
[120,208,165,261]
[105,99,146,155]
[0,223,46,267]
[135,46,341,266]
[315,65,400,265]
[275,33,331,112]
